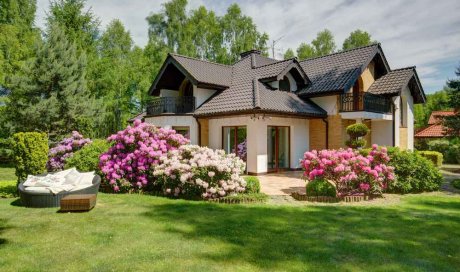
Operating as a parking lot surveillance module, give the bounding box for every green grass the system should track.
[1,193,459,271]
[0,165,15,182]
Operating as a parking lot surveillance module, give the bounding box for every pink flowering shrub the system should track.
[47,131,91,172]
[153,145,247,199]
[301,144,395,196]
[99,120,189,192]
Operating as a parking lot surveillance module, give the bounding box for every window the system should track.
[172,126,190,139]
[279,76,290,92]
[222,126,247,162]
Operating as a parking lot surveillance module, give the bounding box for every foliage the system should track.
[311,29,336,57]
[386,147,443,193]
[452,179,460,190]
[414,89,450,128]
[301,145,394,196]
[65,139,111,173]
[147,0,269,64]
[296,43,316,60]
[445,65,460,135]
[345,123,369,148]
[427,139,460,164]
[418,151,443,167]
[283,48,295,59]
[306,178,336,197]
[216,192,268,203]
[0,137,13,164]
[244,176,260,194]
[12,132,48,182]
[99,120,189,192]
[47,131,91,172]
[5,23,97,140]
[0,180,17,198]
[153,145,247,199]
[342,30,375,51]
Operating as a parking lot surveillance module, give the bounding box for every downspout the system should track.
[322,118,329,149]
[193,116,201,146]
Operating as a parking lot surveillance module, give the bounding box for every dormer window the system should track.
[279,76,291,92]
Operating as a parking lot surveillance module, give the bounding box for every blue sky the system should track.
[35,0,460,94]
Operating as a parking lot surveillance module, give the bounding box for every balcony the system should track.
[146,96,196,115]
[340,92,391,114]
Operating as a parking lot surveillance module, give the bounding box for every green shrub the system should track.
[387,148,443,193]
[418,151,443,167]
[0,138,13,164]
[427,139,460,164]
[346,123,369,148]
[444,145,460,164]
[244,176,260,194]
[306,178,336,197]
[427,139,450,153]
[65,139,111,173]
[452,179,460,190]
[12,132,48,182]
[0,181,18,198]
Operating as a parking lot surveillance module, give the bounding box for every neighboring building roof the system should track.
[297,43,389,96]
[367,66,426,104]
[128,112,146,122]
[415,124,448,138]
[428,110,456,125]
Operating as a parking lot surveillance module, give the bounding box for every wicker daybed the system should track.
[18,174,101,208]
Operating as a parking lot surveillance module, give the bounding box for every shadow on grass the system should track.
[9,199,22,207]
[142,200,460,271]
[0,218,11,246]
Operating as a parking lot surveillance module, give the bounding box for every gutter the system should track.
[322,118,329,149]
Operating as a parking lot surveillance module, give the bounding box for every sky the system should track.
[35,0,460,94]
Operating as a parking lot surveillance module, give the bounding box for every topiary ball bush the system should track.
[346,123,370,138]
[387,147,443,193]
[244,176,261,194]
[306,178,336,197]
[345,138,367,149]
[65,139,112,173]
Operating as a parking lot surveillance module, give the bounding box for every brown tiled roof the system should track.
[169,54,232,87]
[415,124,448,138]
[297,44,386,96]
[428,110,456,125]
[368,66,426,103]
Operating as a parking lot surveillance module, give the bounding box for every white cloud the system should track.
[35,0,460,93]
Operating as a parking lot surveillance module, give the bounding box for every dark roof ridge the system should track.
[168,53,232,68]
[254,57,295,69]
[299,43,380,63]
[391,66,416,71]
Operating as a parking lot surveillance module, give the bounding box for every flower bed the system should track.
[153,145,247,199]
[47,131,91,172]
[99,120,189,192]
[301,145,395,197]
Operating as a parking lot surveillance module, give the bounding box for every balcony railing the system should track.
[146,96,196,115]
[340,92,391,114]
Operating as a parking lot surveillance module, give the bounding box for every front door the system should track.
[267,126,290,172]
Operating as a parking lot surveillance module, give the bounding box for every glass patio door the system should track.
[267,126,290,172]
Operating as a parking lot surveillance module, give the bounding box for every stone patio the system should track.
[258,171,306,196]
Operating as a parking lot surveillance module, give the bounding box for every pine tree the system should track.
[445,65,460,135]
[5,23,96,139]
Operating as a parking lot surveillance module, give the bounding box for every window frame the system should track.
[221,125,247,162]
[172,126,191,139]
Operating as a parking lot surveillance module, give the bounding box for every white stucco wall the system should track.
[371,120,393,146]
[267,72,297,92]
[311,95,338,115]
[194,86,216,108]
[393,96,400,147]
[159,89,179,97]
[208,115,309,174]
[144,115,199,145]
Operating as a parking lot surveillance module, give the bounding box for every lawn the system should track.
[1,193,459,271]
[0,165,15,182]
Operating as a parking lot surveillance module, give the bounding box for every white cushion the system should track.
[63,169,81,185]
[70,184,93,192]
[52,168,76,178]
[78,171,95,186]
[24,187,51,193]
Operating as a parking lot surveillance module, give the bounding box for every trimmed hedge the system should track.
[346,123,369,148]
[306,178,336,197]
[244,176,261,194]
[387,147,443,193]
[210,193,268,203]
[65,139,111,173]
[12,132,48,182]
[0,181,18,198]
[418,151,443,167]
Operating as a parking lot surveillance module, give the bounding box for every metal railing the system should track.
[340,92,391,114]
[146,96,196,115]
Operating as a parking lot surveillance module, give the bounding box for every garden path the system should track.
[258,171,305,196]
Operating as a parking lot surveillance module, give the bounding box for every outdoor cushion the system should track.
[52,168,76,178]
[23,169,96,195]
[78,171,95,186]
[24,187,53,193]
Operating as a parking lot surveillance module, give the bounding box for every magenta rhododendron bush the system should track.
[301,144,395,196]
[99,120,189,192]
[153,145,247,199]
[47,131,91,172]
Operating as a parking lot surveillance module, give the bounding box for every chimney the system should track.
[240,49,261,59]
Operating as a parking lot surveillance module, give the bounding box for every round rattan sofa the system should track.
[18,174,101,208]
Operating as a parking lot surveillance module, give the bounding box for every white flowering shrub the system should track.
[153,145,247,199]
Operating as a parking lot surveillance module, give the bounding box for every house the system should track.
[137,44,426,174]
[415,110,456,139]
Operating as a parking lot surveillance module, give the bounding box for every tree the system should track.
[311,29,336,56]
[342,29,375,51]
[414,89,450,128]
[445,64,460,135]
[5,23,96,139]
[296,43,316,60]
[284,48,295,59]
